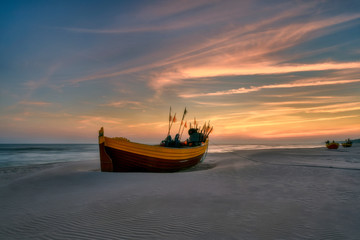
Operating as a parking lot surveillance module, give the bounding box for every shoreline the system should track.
[1,145,359,186]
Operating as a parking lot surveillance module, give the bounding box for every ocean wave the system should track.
[0,144,98,168]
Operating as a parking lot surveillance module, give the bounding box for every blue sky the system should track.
[0,0,359,143]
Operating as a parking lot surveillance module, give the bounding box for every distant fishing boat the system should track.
[98,128,209,172]
[342,139,352,148]
[326,140,339,149]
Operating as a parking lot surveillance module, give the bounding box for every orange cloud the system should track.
[180,78,360,98]
[65,9,360,93]
[255,127,360,139]
[210,112,360,140]
[305,102,360,113]
[18,101,52,106]
[100,101,144,109]
[148,10,360,94]
[182,62,360,79]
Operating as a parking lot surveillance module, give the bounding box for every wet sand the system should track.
[1,145,360,239]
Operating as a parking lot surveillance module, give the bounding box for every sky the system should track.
[0,0,359,144]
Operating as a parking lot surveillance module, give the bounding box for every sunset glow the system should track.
[0,0,359,143]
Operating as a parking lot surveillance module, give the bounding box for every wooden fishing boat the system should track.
[326,141,339,149]
[342,142,352,148]
[98,127,209,172]
[341,139,352,148]
[341,143,352,148]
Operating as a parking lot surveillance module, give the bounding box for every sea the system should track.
[0,144,99,168]
[0,143,323,168]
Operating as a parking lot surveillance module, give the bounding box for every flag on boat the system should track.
[169,107,172,122]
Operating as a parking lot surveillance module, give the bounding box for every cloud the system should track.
[181,62,360,79]
[127,121,165,128]
[225,115,360,130]
[147,11,360,94]
[18,101,52,106]
[192,101,239,107]
[305,102,360,113]
[61,3,360,100]
[63,2,321,84]
[179,78,360,98]
[77,116,123,129]
[136,0,218,20]
[23,63,61,90]
[61,1,226,34]
[100,100,145,109]
[62,23,193,34]
[262,95,359,106]
[257,126,360,139]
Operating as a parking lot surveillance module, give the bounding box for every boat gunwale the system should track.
[102,136,209,160]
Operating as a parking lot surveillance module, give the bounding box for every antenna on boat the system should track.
[167,108,177,136]
[167,106,172,136]
[177,107,188,134]
[180,121,187,140]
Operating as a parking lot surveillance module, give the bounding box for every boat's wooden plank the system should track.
[104,137,208,160]
[104,145,203,172]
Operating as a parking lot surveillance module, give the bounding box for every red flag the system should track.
[173,115,177,123]
[184,121,187,128]
[169,107,172,122]
[183,108,187,117]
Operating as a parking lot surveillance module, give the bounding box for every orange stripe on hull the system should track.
[326,143,339,149]
[99,142,206,172]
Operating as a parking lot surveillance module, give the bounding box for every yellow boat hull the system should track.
[99,134,208,172]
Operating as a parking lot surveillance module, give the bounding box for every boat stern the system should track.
[98,127,113,172]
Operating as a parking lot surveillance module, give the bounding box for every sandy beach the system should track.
[1,145,360,240]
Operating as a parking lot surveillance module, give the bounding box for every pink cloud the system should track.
[18,101,52,106]
[100,101,145,109]
[180,78,360,98]
[147,12,360,95]
[181,62,360,79]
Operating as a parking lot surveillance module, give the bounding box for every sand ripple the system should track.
[1,146,360,239]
